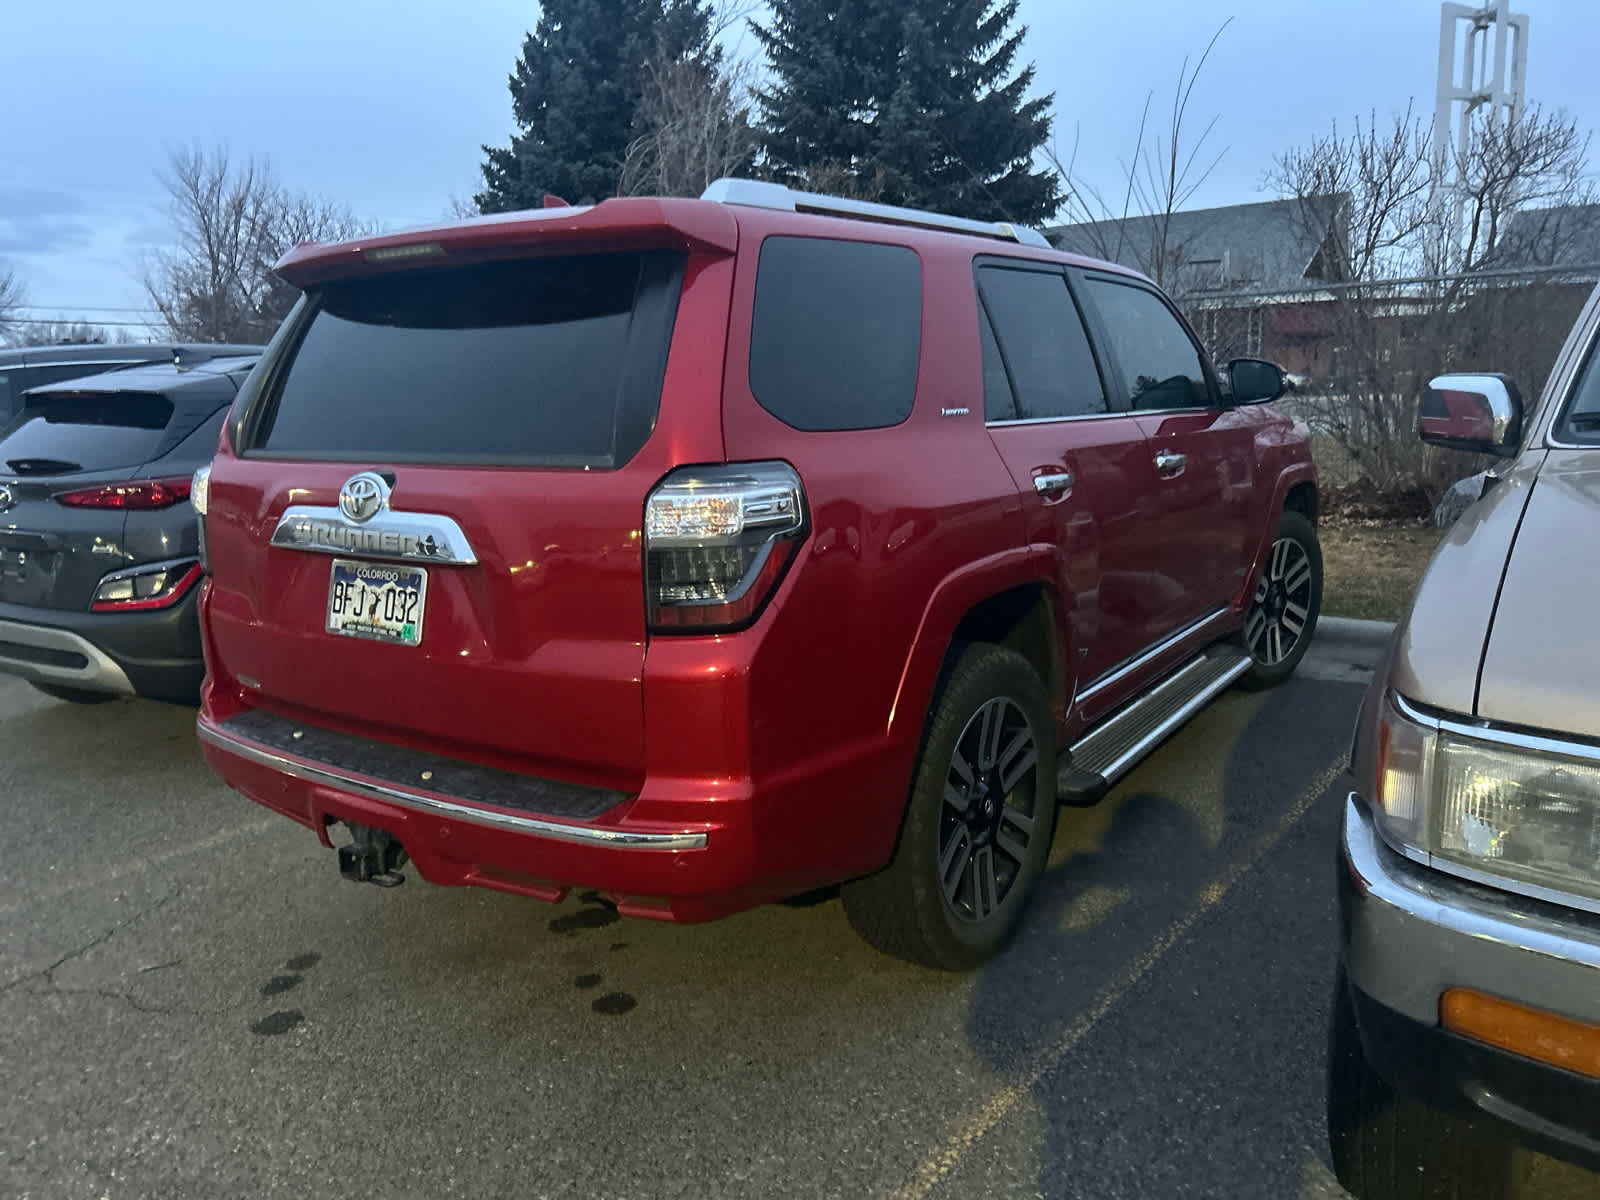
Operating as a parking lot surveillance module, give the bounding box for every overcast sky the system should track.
[2,0,1595,334]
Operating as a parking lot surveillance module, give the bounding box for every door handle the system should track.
[1033,470,1075,497]
[1154,451,1187,477]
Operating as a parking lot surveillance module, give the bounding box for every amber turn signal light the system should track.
[1440,988,1600,1079]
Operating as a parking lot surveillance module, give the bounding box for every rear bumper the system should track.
[0,591,203,702]
[197,711,784,922]
[1339,792,1600,1168]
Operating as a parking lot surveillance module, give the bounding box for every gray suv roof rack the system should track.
[701,178,1052,249]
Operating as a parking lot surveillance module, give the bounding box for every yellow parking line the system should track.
[895,756,1346,1200]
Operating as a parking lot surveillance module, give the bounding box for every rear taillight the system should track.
[644,462,806,632]
[92,559,204,612]
[55,477,192,510]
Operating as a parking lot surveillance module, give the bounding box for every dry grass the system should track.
[1319,519,1447,622]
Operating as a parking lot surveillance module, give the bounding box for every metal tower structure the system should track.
[1434,2,1529,236]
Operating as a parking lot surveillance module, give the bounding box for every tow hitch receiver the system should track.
[337,823,409,888]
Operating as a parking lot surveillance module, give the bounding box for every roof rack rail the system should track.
[700,178,1052,249]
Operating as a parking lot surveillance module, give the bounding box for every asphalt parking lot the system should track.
[0,640,1420,1198]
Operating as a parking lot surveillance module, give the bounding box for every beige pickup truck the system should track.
[1332,282,1600,1197]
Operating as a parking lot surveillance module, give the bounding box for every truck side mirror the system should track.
[1419,374,1523,457]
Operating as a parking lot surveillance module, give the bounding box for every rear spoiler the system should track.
[275,197,741,289]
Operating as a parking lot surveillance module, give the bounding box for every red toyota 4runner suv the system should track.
[194,179,1321,967]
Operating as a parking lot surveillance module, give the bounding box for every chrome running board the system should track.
[1060,647,1252,792]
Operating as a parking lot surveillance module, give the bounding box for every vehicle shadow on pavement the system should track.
[957,676,1364,1199]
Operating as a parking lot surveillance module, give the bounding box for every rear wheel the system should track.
[29,682,118,705]
[1328,963,1534,1198]
[1239,509,1322,690]
[842,643,1057,970]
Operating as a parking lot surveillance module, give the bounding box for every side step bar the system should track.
[1057,648,1253,800]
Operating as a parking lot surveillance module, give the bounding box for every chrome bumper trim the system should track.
[1341,792,1600,1026]
[0,618,135,696]
[197,719,708,851]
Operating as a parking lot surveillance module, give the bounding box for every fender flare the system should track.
[1236,463,1319,609]
[885,547,1059,752]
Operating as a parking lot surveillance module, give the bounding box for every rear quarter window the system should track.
[748,236,922,432]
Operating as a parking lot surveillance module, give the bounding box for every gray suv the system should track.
[0,343,258,424]
[0,354,258,703]
[1333,283,1600,1195]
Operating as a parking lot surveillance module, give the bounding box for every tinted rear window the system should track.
[0,391,175,473]
[749,237,922,431]
[251,253,684,467]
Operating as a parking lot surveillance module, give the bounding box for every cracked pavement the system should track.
[2,888,183,1015]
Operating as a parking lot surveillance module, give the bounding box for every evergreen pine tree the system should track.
[477,0,714,212]
[754,0,1059,224]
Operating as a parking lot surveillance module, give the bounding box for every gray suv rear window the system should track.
[0,392,175,473]
[748,236,922,431]
[251,252,684,467]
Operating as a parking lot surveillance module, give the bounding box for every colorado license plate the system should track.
[325,559,426,646]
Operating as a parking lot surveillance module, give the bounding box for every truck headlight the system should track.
[1374,693,1600,905]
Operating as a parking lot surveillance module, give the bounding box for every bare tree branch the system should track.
[1045,21,1230,293]
[618,40,759,198]
[0,264,28,345]
[143,144,374,343]
[1268,103,1594,500]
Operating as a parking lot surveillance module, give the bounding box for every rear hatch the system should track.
[206,229,734,790]
[0,386,204,611]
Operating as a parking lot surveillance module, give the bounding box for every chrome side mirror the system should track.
[1419,374,1523,457]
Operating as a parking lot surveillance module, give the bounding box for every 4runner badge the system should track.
[269,474,479,566]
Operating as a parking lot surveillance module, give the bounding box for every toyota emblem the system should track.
[0,484,12,514]
[338,472,390,523]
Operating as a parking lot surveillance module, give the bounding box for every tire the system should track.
[842,643,1057,970]
[29,682,119,705]
[1328,963,1533,1199]
[1238,508,1322,690]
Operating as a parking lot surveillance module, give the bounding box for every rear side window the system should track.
[1082,278,1214,411]
[0,391,175,473]
[749,237,921,431]
[251,252,685,467]
[977,265,1106,420]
